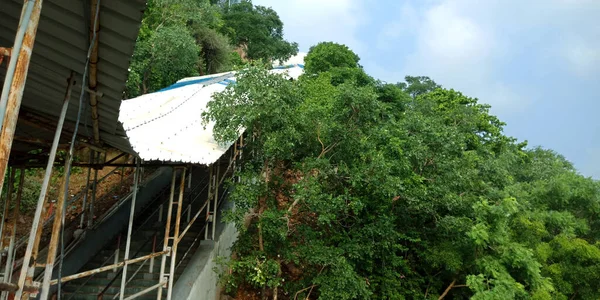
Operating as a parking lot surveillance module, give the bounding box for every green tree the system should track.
[204,42,600,300]
[398,75,441,99]
[220,1,298,62]
[126,25,200,97]
[192,25,234,75]
[304,42,360,74]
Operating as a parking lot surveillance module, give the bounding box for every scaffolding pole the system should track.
[204,165,214,240]
[119,158,140,300]
[15,72,72,300]
[0,0,43,211]
[38,72,76,300]
[89,154,99,228]
[79,152,93,228]
[212,163,221,240]
[156,170,177,300]
[0,168,14,254]
[1,169,24,300]
[48,250,169,285]
[0,0,36,127]
[166,168,186,300]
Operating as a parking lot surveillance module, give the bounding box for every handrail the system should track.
[97,231,156,298]
[100,173,210,299]
[110,183,213,299]
[175,188,228,271]
[65,181,174,300]
[62,169,201,298]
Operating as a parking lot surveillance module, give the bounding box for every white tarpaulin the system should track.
[119,62,305,165]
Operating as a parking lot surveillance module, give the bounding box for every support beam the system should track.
[0,168,14,252]
[119,158,140,300]
[0,282,38,293]
[1,168,24,299]
[12,136,69,149]
[166,167,186,300]
[0,0,36,127]
[88,0,101,144]
[0,0,43,205]
[28,71,76,299]
[48,250,170,285]
[88,159,99,228]
[204,166,213,240]
[156,170,177,300]
[79,152,93,228]
[212,163,221,240]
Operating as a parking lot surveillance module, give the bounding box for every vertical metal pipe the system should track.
[88,0,101,144]
[119,158,140,300]
[186,204,191,224]
[149,234,156,273]
[22,197,51,299]
[16,45,69,296]
[0,0,42,212]
[187,167,192,189]
[156,170,176,300]
[212,163,221,240]
[158,204,163,223]
[204,165,213,240]
[1,168,23,300]
[39,72,77,300]
[79,152,93,228]
[120,166,124,187]
[0,168,14,252]
[166,168,186,300]
[114,235,121,273]
[88,160,98,228]
[0,0,36,127]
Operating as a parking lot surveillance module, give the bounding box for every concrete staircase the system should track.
[61,168,211,300]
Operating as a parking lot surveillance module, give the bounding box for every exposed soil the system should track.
[2,162,157,269]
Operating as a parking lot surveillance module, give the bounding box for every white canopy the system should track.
[119,64,304,165]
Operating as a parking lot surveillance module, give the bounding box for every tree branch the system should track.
[438,279,456,300]
[294,285,315,300]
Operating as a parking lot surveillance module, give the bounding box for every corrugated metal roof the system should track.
[120,64,305,165]
[0,0,146,156]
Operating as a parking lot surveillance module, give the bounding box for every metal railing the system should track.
[29,168,162,286]
[62,170,211,299]
[101,174,212,299]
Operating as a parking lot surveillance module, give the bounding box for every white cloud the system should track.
[395,1,516,111]
[372,0,598,113]
[564,39,600,76]
[253,0,367,54]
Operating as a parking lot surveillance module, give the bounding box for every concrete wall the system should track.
[172,200,238,300]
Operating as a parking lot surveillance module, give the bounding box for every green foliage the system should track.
[304,42,360,75]
[125,0,297,98]
[192,25,234,74]
[220,1,298,62]
[398,75,441,99]
[126,24,200,97]
[205,42,600,299]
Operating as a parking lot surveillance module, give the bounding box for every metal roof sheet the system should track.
[0,0,146,156]
[120,65,305,165]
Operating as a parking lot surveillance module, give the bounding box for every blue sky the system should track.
[255,0,600,178]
